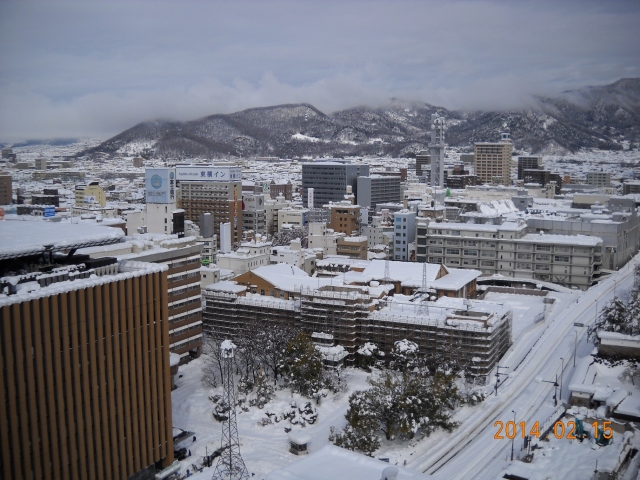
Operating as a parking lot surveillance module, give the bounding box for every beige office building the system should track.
[474,134,513,185]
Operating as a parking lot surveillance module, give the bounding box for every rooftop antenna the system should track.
[383,259,391,283]
[212,340,250,480]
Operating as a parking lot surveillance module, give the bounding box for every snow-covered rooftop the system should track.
[352,260,480,291]
[205,281,247,294]
[248,263,343,292]
[0,260,166,307]
[428,221,525,232]
[0,218,124,259]
[519,233,602,246]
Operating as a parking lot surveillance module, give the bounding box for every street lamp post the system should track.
[560,357,564,401]
[574,330,578,367]
[511,410,516,461]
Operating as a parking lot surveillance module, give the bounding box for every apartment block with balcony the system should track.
[415,219,602,289]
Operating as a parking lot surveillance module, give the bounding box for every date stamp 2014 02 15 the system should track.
[493,420,613,440]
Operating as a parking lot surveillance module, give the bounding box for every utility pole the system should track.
[541,374,559,407]
[574,330,578,367]
[494,365,509,396]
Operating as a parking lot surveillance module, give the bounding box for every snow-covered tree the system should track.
[626,287,640,335]
[249,368,275,408]
[254,322,300,385]
[329,390,380,456]
[283,332,325,397]
[270,227,308,247]
[589,288,640,343]
[389,339,419,372]
[331,368,460,449]
[356,342,385,371]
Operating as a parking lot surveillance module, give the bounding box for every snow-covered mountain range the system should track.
[82,78,640,159]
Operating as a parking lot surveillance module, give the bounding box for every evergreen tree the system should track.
[283,332,326,397]
[356,342,384,371]
[589,284,640,345]
[389,339,419,372]
[331,368,461,448]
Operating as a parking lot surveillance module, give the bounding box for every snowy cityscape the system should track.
[2,2,640,480]
[2,129,640,480]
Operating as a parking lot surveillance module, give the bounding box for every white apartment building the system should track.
[277,206,309,231]
[361,215,394,255]
[307,222,345,257]
[270,239,317,275]
[586,171,611,188]
[216,239,272,277]
[196,234,217,265]
[242,193,267,234]
[265,195,295,235]
[415,218,603,289]
[393,210,416,261]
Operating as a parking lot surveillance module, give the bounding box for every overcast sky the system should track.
[1,0,639,141]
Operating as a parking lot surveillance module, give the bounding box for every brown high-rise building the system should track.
[474,133,513,185]
[328,203,361,236]
[0,171,12,205]
[178,180,243,245]
[0,221,174,480]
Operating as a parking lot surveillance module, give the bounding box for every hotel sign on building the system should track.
[145,168,176,204]
[175,166,241,182]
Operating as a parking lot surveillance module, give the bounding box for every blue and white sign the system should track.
[43,206,56,218]
[145,168,175,204]
[175,166,241,182]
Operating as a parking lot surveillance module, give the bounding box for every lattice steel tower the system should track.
[212,340,249,480]
[418,262,429,316]
[429,114,446,188]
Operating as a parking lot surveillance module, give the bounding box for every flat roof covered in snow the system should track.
[519,233,602,246]
[0,218,124,260]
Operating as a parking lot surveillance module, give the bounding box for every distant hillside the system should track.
[80,78,640,159]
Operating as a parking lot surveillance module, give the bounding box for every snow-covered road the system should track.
[414,259,639,479]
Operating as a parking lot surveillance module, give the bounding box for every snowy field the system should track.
[171,360,372,479]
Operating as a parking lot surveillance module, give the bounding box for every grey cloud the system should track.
[0,0,639,141]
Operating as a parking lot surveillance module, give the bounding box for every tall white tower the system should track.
[212,340,250,480]
[429,114,446,188]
